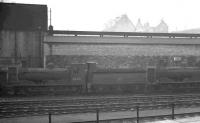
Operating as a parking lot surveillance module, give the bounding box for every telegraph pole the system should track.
[50,8,52,26]
[49,8,53,35]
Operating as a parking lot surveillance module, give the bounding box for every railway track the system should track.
[1,94,200,118]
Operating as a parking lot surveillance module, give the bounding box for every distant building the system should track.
[136,19,168,33]
[103,14,136,32]
[104,15,169,33]
[153,20,168,33]
[135,19,144,32]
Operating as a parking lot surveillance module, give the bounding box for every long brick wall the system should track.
[45,55,200,69]
[44,36,200,69]
[45,44,200,56]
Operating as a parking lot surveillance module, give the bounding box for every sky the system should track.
[2,0,200,32]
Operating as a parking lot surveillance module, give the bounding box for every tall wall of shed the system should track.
[0,30,44,67]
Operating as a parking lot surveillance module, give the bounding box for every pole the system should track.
[171,103,175,120]
[14,30,18,64]
[49,113,51,123]
[96,109,99,123]
[136,106,139,123]
[50,8,52,26]
[48,8,54,35]
[38,28,44,67]
[85,63,90,93]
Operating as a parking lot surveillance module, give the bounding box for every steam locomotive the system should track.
[1,62,200,95]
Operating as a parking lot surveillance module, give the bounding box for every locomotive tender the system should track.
[1,62,200,95]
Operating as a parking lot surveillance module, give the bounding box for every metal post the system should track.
[136,106,139,123]
[49,44,53,56]
[49,113,51,123]
[85,63,89,93]
[40,29,44,68]
[14,30,18,64]
[86,62,96,93]
[171,103,175,120]
[50,8,52,26]
[96,109,99,123]
[48,8,54,36]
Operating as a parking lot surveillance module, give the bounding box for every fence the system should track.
[47,103,200,123]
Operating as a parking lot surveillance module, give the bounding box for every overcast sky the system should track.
[3,0,200,32]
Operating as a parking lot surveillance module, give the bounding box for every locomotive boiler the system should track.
[153,67,200,93]
[0,63,87,95]
[1,62,200,95]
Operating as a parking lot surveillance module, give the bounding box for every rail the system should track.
[2,94,200,122]
[48,30,200,38]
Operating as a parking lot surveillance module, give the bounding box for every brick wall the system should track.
[44,44,200,69]
[45,44,200,56]
[46,55,200,69]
